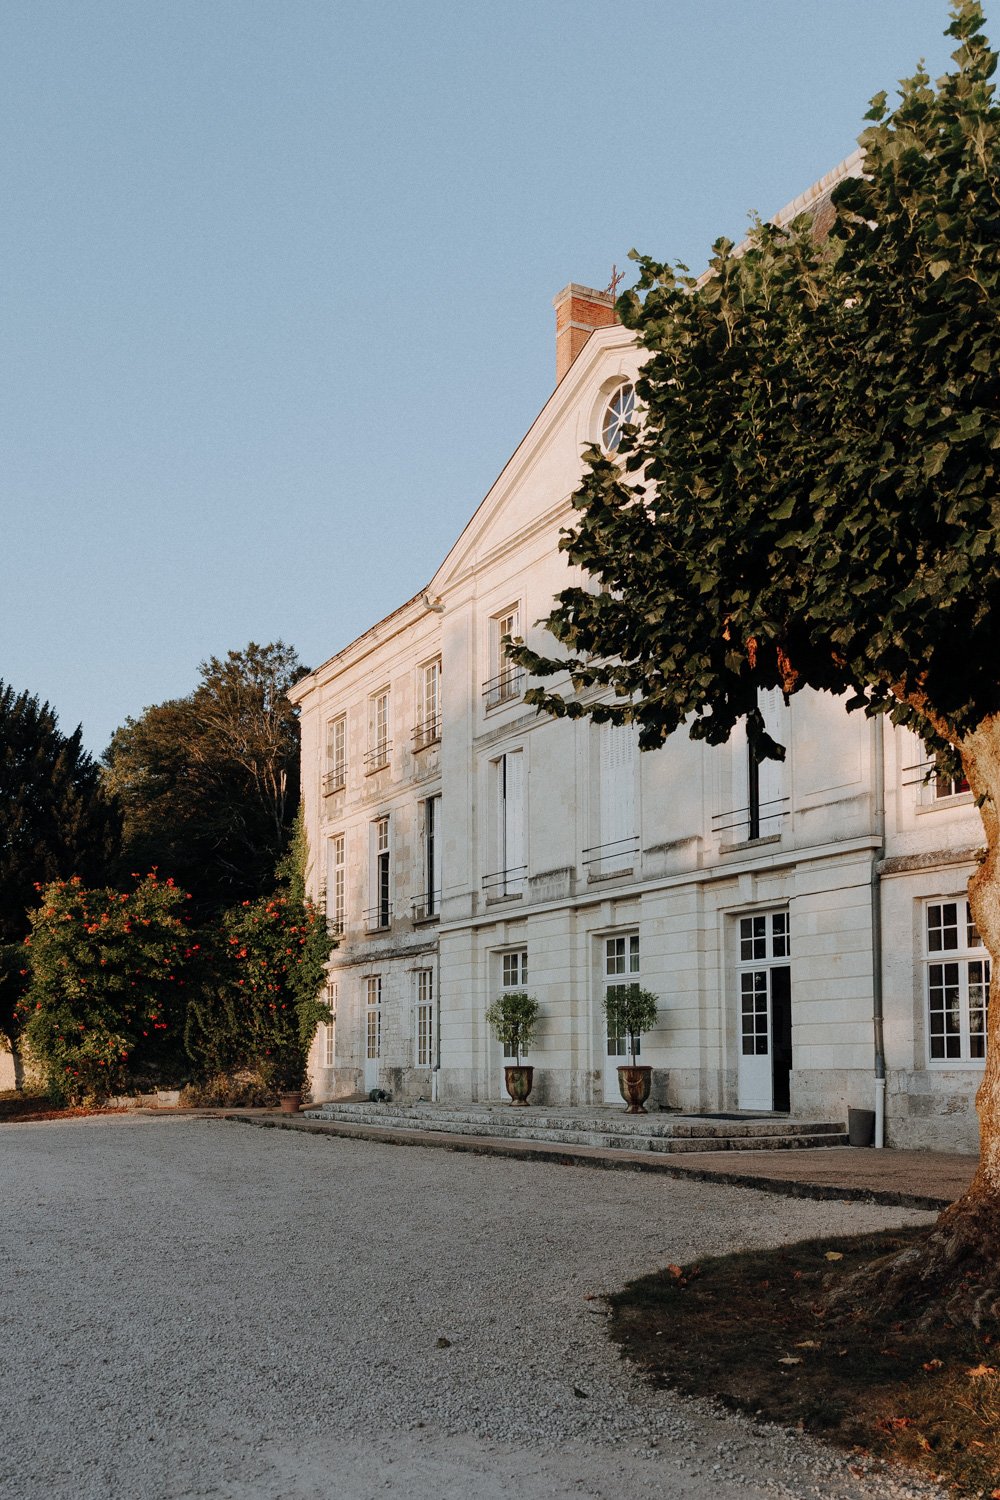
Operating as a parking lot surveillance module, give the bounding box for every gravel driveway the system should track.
[0,1117,945,1500]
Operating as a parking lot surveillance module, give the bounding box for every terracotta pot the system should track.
[617,1065,652,1114]
[279,1091,302,1114]
[503,1065,534,1106]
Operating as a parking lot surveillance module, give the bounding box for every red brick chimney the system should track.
[552,283,618,384]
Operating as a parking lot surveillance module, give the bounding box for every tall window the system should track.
[499,950,529,1059]
[415,969,434,1068]
[485,750,524,898]
[926,900,989,1063]
[366,816,391,930]
[484,605,523,707]
[366,976,381,1061]
[605,934,640,1059]
[324,715,346,794]
[323,980,337,1068]
[415,794,442,920]
[366,688,390,772]
[326,833,345,936]
[414,658,441,750]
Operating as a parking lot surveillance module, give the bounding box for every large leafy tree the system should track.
[0,682,120,1073]
[516,3,1000,1318]
[104,641,306,916]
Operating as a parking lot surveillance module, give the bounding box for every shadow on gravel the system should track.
[609,1227,1000,1499]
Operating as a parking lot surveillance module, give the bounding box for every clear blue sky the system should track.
[2,0,963,754]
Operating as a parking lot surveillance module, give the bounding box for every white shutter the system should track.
[600,723,636,870]
[758,688,786,832]
[430,795,442,898]
[503,751,524,892]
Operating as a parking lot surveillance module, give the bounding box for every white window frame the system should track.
[498,949,529,1060]
[415,658,442,750]
[367,815,391,930]
[367,688,391,772]
[326,832,345,936]
[415,969,434,1069]
[924,897,989,1067]
[484,604,523,708]
[324,714,347,794]
[322,979,337,1068]
[365,975,382,1060]
[604,933,641,1059]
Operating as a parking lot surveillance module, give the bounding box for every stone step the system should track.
[307,1101,842,1139]
[303,1102,848,1154]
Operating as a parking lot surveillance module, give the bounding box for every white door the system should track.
[736,912,791,1110]
[737,969,772,1109]
[601,934,640,1103]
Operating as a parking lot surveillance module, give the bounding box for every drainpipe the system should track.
[872,714,887,1148]
[431,945,442,1103]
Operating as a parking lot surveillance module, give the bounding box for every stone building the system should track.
[290,160,986,1153]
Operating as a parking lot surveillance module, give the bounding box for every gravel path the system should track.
[0,1116,946,1500]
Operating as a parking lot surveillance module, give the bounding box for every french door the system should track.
[736,912,791,1111]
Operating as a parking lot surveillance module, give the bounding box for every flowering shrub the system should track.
[185,890,331,1095]
[19,873,192,1103]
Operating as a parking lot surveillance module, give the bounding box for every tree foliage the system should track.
[517,3,1000,772]
[604,984,659,1069]
[19,873,192,1103]
[0,681,120,1056]
[485,991,539,1066]
[103,642,306,916]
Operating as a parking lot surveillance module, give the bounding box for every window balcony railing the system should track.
[902,757,971,799]
[322,764,347,795]
[482,666,524,710]
[482,866,526,900]
[412,716,442,752]
[411,890,442,922]
[363,904,393,933]
[327,917,345,939]
[712,796,789,843]
[364,742,392,774]
[582,835,639,871]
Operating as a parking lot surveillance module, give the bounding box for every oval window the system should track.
[601,383,635,452]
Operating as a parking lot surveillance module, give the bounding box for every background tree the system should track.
[0,681,120,1077]
[516,2,1000,1319]
[104,641,306,916]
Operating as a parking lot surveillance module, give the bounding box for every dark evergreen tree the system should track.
[0,681,121,1071]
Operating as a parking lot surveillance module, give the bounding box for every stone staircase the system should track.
[303,1100,848,1154]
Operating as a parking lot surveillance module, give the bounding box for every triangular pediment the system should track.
[426,322,642,598]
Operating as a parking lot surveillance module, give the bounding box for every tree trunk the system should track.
[836,713,1000,1328]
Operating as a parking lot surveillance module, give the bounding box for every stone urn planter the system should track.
[279,1091,302,1114]
[617,1064,653,1115]
[503,1064,534,1107]
[603,984,661,1114]
[486,991,540,1107]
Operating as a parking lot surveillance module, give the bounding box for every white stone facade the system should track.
[292,267,985,1156]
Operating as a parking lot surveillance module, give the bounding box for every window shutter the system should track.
[503,751,524,880]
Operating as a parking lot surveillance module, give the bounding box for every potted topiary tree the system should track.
[604,984,659,1113]
[486,990,540,1106]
